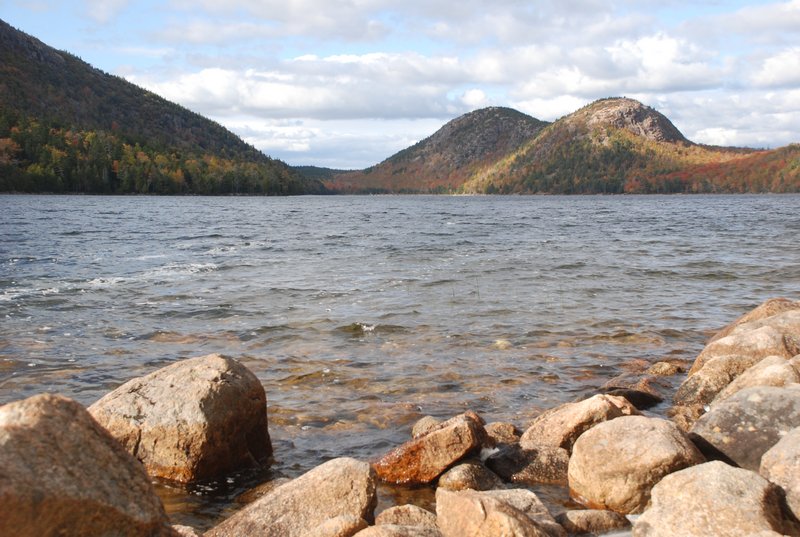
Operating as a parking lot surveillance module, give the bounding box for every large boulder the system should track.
[435,489,551,537]
[89,354,271,483]
[760,426,800,519]
[633,461,795,537]
[373,412,486,485]
[519,394,638,453]
[484,444,569,485]
[713,355,800,403]
[708,298,800,343]
[0,394,174,537]
[206,457,377,537]
[568,415,704,514]
[690,385,800,471]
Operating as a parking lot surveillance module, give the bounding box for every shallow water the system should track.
[2,194,799,529]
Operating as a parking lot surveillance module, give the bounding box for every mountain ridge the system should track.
[322,97,799,194]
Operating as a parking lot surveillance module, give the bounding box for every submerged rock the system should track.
[373,412,486,485]
[0,394,174,537]
[485,443,569,486]
[690,385,800,471]
[520,394,638,453]
[89,354,271,483]
[206,457,377,537]
[633,461,795,537]
[568,415,704,514]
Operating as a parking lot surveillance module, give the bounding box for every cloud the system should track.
[751,47,800,88]
[85,0,129,24]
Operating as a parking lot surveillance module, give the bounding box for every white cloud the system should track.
[752,47,800,88]
[85,0,129,24]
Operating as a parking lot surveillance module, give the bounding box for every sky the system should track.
[1,1,799,169]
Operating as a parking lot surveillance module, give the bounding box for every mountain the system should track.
[326,107,548,193]
[0,19,325,194]
[322,98,799,194]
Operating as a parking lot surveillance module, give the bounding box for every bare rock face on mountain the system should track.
[0,394,174,537]
[582,98,688,143]
[89,354,271,483]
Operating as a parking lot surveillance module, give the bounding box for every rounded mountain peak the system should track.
[580,97,688,143]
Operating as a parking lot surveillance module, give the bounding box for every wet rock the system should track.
[411,416,442,439]
[373,412,485,485]
[633,461,795,537]
[709,299,800,343]
[713,355,800,403]
[206,457,377,537]
[520,394,638,453]
[647,361,685,376]
[481,489,567,537]
[435,488,551,537]
[568,415,704,514]
[89,354,271,483]
[484,421,521,445]
[485,443,569,486]
[235,477,292,504]
[375,505,438,528]
[761,426,800,520]
[354,525,442,537]
[600,373,670,409]
[437,461,505,491]
[690,385,800,471]
[310,516,369,537]
[0,394,174,537]
[555,510,630,535]
[172,526,201,537]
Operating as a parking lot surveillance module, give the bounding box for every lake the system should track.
[2,194,799,528]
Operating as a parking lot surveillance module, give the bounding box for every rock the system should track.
[481,489,567,537]
[375,505,438,528]
[568,415,704,514]
[172,526,201,537]
[761,426,800,519]
[600,373,669,409]
[89,354,271,483]
[485,443,569,486]
[690,385,800,471]
[674,352,766,409]
[354,525,442,537]
[309,516,369,537]
[633,461,795,537]
[435,488,551,537]
[0,394,174,537]
[647,361,685,376]
[688,325,794,376]
[484,421,521,445]
[437,461,505,491]
[373,412,485,485]
[235,477,292,504]
[713,355,800,403]
[206,457,377,537]
[520,394,638,453]
[555,510,630,535]
[709,298,800,343]
[412,416,442,439]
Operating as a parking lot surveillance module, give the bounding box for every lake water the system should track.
[2,194,799,529]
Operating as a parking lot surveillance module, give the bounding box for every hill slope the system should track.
[326,107,548,193]
[323,98,799,194]
[0,19,325,194]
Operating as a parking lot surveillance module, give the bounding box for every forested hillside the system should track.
[0,19,325,194]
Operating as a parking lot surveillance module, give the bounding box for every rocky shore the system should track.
[2,298,800,536]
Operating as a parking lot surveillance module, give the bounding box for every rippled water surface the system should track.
[2,194,799,528]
